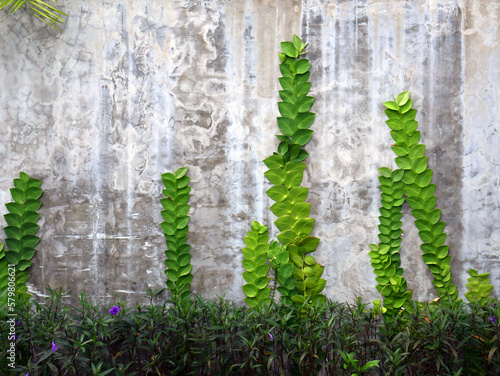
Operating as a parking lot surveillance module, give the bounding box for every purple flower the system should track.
[25,374,29,376]
[13,333,18,340]
[51,342,59,352]
[15,320,22,326]
[268,333,273,341]
[109,306,120,316]
[488,316,496,323]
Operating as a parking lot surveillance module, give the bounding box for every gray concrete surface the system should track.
[0,0,498,306]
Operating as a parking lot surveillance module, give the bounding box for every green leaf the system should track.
[423,197,437,212]
[270,201,293,217]
[299,236,319,253]
[266,186,288,202]
[431,222,446,235]
[384,101,399,111]
[277,117,296,136]
[5,238,21,252]
[415,169,433,187]
[25,187,42,200]
[21,235,40,249]
[175,167,188,179]
[296,96,315,113]
[10,188,26,203]
[422,254,438,265]
[295,83,312,98]
[5,203,24,216]
[400,99,413,114]
[287,187,308,204]
[177,176,190,189]
[396,91,410,106]
[415,219,432,232]
[277,230,297,245]
[21,223,39,236]
[436,246,448,259]
[404,183,420,198]
[412,157,427,174]
[293,218,314,236]
[392,143,409,157]
[274,215,296,232]
[409,144,425,158]
[242,259,255,272]
[421,243,436,254]
[281,41,298,58]
[254,265,270,277]
[279,77,293,91]
[295,71,310,83]
[176,204,190,218]
[291,295,305,304]
[264,169,286,185]
[4,226,22,240]
[408,131,421,145]
[242,284,259,298]
[17,259,32,271]
[392,169,404,182]
[419,231,434,243]
[24,199,42,212]
[263,155,284,169]
[404,120,418,134]
[395,156,412,170]
[292,34,304,50]
[284,161,306,172]
[401,170,416,185]
[378,167,392,178]
[278,141,289,157]
[14,178,28,190]
[295,59,311,74]
[291,129,313,146]
[5,251,20,264]
[279,65,293,79]
[161,222,176,236]
[292,202,311,219]
[283,170,304,188]
[406,196,423,209]
[386,119,402,131]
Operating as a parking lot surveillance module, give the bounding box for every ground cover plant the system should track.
[0,289,498,375]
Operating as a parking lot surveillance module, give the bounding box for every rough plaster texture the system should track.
[0,0,498,306]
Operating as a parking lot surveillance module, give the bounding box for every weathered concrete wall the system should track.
[0,0,498,306]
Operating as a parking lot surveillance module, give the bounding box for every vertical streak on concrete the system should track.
[462,0,500,294]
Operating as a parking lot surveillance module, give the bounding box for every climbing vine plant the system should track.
[160,167,193,303]
[371,91,459,313]
[241,35,326,308]
[0,172,43,313]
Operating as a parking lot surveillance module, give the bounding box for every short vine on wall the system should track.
[160,167,193,303]
[369,167,412,315]
[0,172,43,312]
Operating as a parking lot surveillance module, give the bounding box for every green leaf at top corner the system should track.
[19,172,30,181]
[292,34,304,51]
[378,167,392,178]
[396,91,410,106]
[175,167,188,179]
[281,41,298,58]
[383,101,399,111]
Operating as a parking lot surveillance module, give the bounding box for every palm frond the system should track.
[1,0,66,31]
